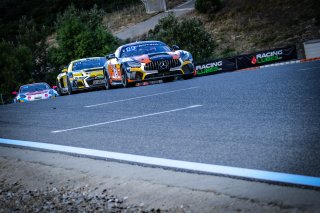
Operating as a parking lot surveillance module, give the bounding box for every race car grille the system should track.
[144,70,182,80]
[145,59,181,71]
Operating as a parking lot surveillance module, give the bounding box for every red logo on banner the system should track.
[251,56,257,64]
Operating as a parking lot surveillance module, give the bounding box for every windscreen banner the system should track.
[236,46,297,69]
[195,57,237,76]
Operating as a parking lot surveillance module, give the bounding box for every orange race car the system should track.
[103,41,195,88]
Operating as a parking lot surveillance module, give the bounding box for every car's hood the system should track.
[22,90,50,96]
[128,52,180,63]
[72,67,104,77]
[74,67,104,73]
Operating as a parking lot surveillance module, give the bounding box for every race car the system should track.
[12,82,58,103]
[56,57,106,95]
[103,41,195,88]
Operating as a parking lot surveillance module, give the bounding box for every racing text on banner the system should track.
[195,57,237,76]
[236,46,297,69]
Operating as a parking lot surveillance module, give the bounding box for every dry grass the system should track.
[104,0,188,33]
[184,0,320,58]
[166,0,188,9]
[103,3,154,33]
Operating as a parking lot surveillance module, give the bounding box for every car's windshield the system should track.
[120,43,171,58]
[20,83,50,93]
[72,58,106,71]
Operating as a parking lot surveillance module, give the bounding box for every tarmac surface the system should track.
[1,61,320,212]
[0,61,320,178]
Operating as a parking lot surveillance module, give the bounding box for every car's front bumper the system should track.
[127,62,195,82]
[70,77,106,91]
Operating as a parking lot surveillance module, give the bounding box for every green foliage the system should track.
[16,16,48,51]
[49,5,119,68]
[0,16,53,103]
[0,41,33,103]
[195,0,222,14]
[16,17,49,82]
[0,0,139,41]
[148,14,216,63]
[311,0,320,25]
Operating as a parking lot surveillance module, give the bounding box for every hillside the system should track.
[1,0,319,104]
[0,0,186,42]
[4,0,316,59]
[184,0,320,58]
[0,0,142,41]
[102,0,320,59]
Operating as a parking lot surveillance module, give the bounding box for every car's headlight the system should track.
[20,94,26,98]
[126,61,141,68]
[49,90,54,95]
[180,51,193,62]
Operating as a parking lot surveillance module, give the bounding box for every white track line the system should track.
[85,87,199,108]
[1,138,320,188]
[52,105,202,133]
[298,66,320,71]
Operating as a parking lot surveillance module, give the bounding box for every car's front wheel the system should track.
[103,69,112,90]
[56,80,64,96]
[121,68,134,88]
[67,78,73,95]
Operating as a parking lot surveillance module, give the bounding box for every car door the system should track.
[107,58,122,82]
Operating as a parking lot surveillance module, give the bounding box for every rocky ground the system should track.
[1,146,320,213]
[0,182,140,213]
[0,157,189,213]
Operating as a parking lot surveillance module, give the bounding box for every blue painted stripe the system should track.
[1,138,320,188]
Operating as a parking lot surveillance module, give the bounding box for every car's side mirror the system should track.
[11,91,18,95]
[61,68,68,73]
[106,53,116,60]
[172,45,180,51]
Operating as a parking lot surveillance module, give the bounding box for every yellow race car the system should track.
[56,57,106,95]
[103,41,195,88]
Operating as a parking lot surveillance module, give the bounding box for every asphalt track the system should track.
[1,61,320,178]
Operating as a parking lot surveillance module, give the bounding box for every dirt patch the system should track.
[183,0,320,58]
[2,146,319,212]
[104,0,189,34]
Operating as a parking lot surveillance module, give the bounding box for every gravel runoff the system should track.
[1,146,319,213]
[0,159,187,213]
[0,182,140,213]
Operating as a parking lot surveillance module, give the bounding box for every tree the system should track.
[148,14,216,63]
[195,0,222,14]
[0,41,33,103]
[49,5,119,68]
[16,16,49,82]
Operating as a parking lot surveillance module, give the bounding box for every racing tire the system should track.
[103,69,112,90]
[121,68,134,88]
[67,78,73,95]
[182,74,194,80]
[162,76,175,83]
[56,80,64,96]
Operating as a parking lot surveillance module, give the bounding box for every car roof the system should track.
[119,41,167,49]
[20,82,48,87]
[71,57,105,63]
